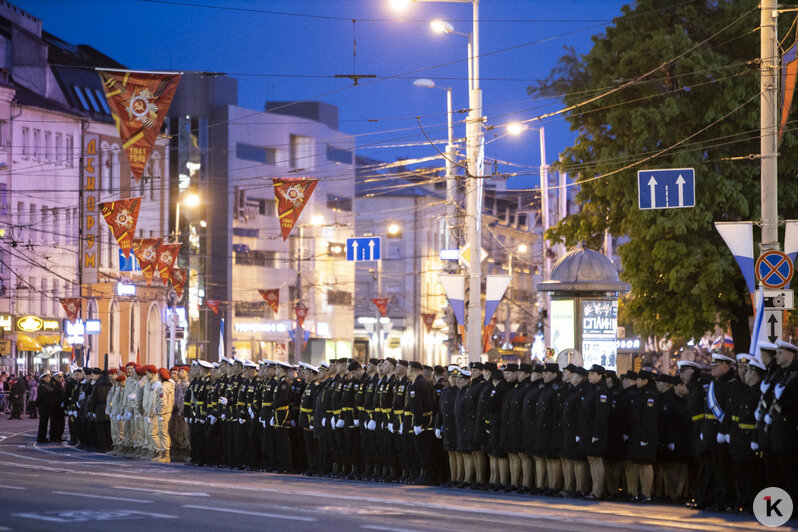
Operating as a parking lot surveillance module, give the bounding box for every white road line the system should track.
[113,486,210,497]
[0,485,26,490]
[182,504,316,522]
[51,491,153,504]
[362,526,422,532]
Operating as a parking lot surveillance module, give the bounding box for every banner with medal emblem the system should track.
[371,297,388,317]
[132,237,163,286]
[60,298,82,322]
[258,289,280,315]
[170,268,188,298]
[294,304,309,328]
[155,242,182,286]
[99,197,142,259]
[207,300,220,315]
[272,178,318,241]
[98,69,181,184]
[421,313,436,333]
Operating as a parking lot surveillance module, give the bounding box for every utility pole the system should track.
[539,128,551,347]
[444,87,458,251]
[465,0,483,363]
[293,226,303,365]
[761,0,779,251]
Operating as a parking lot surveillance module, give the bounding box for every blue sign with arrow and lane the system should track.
[637,168,695,210]
[346,237,381,262]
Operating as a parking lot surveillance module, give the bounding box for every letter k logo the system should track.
[765,496,783,517]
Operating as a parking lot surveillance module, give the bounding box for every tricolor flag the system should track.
[781,42,798,142]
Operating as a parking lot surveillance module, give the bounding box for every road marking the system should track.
[362,526,423,532]
[0,484,26,490]
[51,491,152,503]
[12,509,176,523]
[113,486,210,497]
[182,504,316,522]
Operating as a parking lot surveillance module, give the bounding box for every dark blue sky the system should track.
[18,0,629,189]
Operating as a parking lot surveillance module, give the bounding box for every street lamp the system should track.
[293,214,326,364]
[387,222,402,237]
[414,78,458,251]
[175,191,200,238]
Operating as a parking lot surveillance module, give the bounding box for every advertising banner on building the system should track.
[132,237,163,286]
[581,299,618,370]
[99,196,141,259]
[272,177,318,241]
[550,299,575,355]
[82,134,100,285]
[98,69,181,183]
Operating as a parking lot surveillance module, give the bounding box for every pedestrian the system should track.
[627,370,659,503]
[768,340,798,497]
[27,374,38,419]
[152,367,174,463]
[35,371,55,443]
[87,369,112,453]
[50,371,66,442]
[407,360,435,485]
[8,373,26,419]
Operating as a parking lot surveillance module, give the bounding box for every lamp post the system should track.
[413,79,458,251]
[293,215,324,365]
[171,192,200,368]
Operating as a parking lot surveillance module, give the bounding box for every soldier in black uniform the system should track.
[654,372,678,500]
[730,356,765,514]
[214,359,232,465]
[297,362,319,475]
[536,363,564,494]
[754,342,779,489]
[602,369,623,498]
[473,362,496,488]
[522,364,546,492]
[436,365,462,486]
[560,365,587,497]
[406,360,435,484]
[65,368,83,446]
[628,369,659,503]
[326,359,344,477]
[187,360,211,465]
[579,364,610,500]
[358,359,379,480]
[391,360,413,483]
[485,364,509,490]
[271,362,295,473]
[341,360,362,479]
[502,363,531,492]
[676,360,704,508]
[203,362,223,466]
[769,340,798,497]
[312,362,332,476]
[430,364,448,483]
[232,360,258,469]
[258,361,277,471]
[460,362,485,488]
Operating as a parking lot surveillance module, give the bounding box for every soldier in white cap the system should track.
[729,355,766,513]
[769,340,798,496]
[753,341,778,487]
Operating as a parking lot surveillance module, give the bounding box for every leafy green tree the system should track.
[531,0,798,349]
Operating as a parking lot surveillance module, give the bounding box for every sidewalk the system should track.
[0,414,44,444]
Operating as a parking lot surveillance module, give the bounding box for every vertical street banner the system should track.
[272,178,318,241]
[421,313,436,333]
[60,298,82,322]
[132,237,163,286]
[371,297,388,317]
[98,69,181,184]
[99,197,142,259]
[781,42,798,142]
[714,222,755,296]
[207,300,220,315]
[438,274,466,326]
[483,316,496,353]
[484,275,512,326]
[294,304,308,328]
[82,134,100,285]
[156,242,181,286]
[258,289,280,315]
[170,268,187,298]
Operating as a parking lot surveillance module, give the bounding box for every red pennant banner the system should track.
[272,178,318,241]
[207,300,219,315]
[483,316,497,353]
[258,289,280,315]
[421,313,436,333]
[132,237,163,287]
[371,297,388,317]
[99,197,142,259]
[98,70,181,184]
[294,304,309,328]
[156,242,181,286]
[170,268,188,298]
[60,298,81,322]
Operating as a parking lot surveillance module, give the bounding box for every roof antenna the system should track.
[334,20,375,86]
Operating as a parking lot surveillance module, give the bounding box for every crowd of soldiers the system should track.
[173,340,797,514]
[65,362,190,462]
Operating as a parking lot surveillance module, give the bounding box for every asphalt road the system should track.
[0,417,790,532]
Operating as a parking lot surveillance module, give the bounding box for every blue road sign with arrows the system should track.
[637,168,695,210]
[346,237,381,261]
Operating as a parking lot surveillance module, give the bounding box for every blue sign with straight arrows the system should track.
[346,237,381,262]
[637,168,695,210]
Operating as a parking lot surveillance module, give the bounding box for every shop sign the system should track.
[16,315,61,333]
[0,313,12,332]
[234,320,292,335]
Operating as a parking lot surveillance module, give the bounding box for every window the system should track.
[40,278,47,316]
[259,199,274,217]
[52,208,59,244]
[234,249,275,267]
[55,132,62,163]
[65,135,74,167]
[235,143,277,165]
[235,301,265,318]
[33,129,41,159]
[44,131,52,162]
[0,120,7,149]
[289,135,314,170]
[52,279,59,316]
[0,183,6,214]
[41,206,49,244]
[326,144,352,165]
[21,127,29,157]
[327,194,352,212]
[94,89,110,114]
[29,204,36,242]
[327,289,352,306]
[72,86,90,111]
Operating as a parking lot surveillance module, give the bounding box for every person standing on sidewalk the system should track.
[35,372,55,442]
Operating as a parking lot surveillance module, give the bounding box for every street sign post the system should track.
[346,237,381,262]
[637,168,695,209]
[763,310,783,343]
[755,250,793,289]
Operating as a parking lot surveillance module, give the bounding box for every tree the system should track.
[531,0,798,350]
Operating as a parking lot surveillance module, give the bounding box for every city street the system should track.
[0,418,783,532]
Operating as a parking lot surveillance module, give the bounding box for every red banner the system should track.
[483,316,497,353]
[156,242,181,286]
[294,304,309,328]
[99,197,142,259]
[421,313,436,333]
[170,268,187,298]
[60,298,81,322]
[371,297,388,317]
[207,300,219,315]
[132,237,163,287]
[259,289,280,315]
[98,70,181,184]
[272,178,318,241]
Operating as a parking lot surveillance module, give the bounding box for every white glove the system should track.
[575,436,580,443]
[667,443,675,451]
[184,417,189,423]
[775,384,785,400]
[592,437,599,444]
[127,393,136,401]
[622,434,629,442]
[330,416,336,427]
[640,441,648,447]
[290,420,296,427]
[353,419,360,428]
[158,416,163,422]
[754,408,762,421]
[198,419,205,424]
[322,417,326,427]
[716,433,726,444]
[125,412,132,420]
[699,433,704,441]
[261,420,266,428]
[269,416,275,425]
[218,397,228,405]
[367,420,376,431]
[725,433,730,444]
[309,425,314,430]
[388,423,394,434]
[414,426,422,436]
[248,407,254,418]
[146,417,152,424]
[239,418,245,424]
[751,441,760,451]
[399,423,404,433]
[220,413,226,420]
[765,413,773,425]
[435,428,442,439]
[209,415,217,425]
[335,418,345,429]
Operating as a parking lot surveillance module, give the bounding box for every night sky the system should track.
[17,0,630,189]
